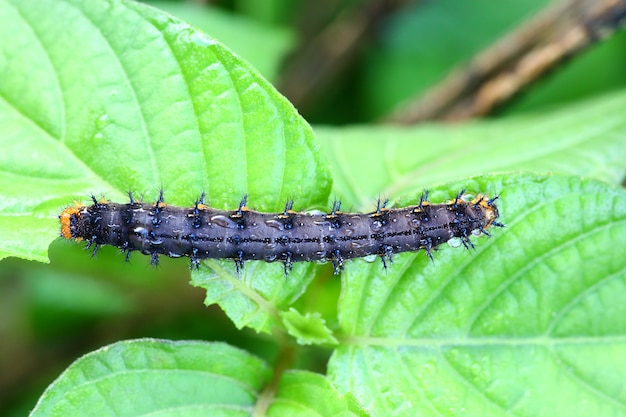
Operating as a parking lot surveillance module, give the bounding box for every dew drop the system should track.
[190,31,217,47]
[313,220,333,229]
[211,215,238,228]
[370,220,383,232]
[447,237,462,248]
[95,113,110,131]
[363,254,378,263]
[265,219,284,230]
[133,227,149,238]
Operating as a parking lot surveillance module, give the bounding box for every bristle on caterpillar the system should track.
[59,190,502,275]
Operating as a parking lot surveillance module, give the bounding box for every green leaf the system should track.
[0,0,330,332]
[0,0,331,264]
[281,307,338,346]
[267,371,370,417]
[30,339,272,417]
[315,90,626,208]
[191,261,319,333]
[30,339,369,417]
[144,1,294,82]
[329,173,626,416]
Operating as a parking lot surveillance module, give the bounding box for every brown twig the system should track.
[278,0,411,113]
[385,0,626,123]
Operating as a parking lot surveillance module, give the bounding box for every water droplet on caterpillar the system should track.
[211,215,238,228]
[265,219,284,230]
[315,251,327,261]
[343,228,355,236]
[313,220,333,229]
[371,220,383,232]
[133,227,149,238]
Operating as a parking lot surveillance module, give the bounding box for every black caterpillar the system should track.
[59,190,502,274]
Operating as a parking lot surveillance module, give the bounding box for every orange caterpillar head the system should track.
[59,202,86,240]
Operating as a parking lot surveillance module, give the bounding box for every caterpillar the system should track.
[59,190,502,274]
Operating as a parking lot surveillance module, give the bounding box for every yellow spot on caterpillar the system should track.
[278,210,296,219]
[471,194,499,228]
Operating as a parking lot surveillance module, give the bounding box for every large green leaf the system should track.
[30,339,368,417]
[0,0,331,332]
[329,173,626,416]
[0,0,330,264]
[30,339,269,417]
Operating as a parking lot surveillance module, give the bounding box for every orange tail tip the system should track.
[59,202,84,239]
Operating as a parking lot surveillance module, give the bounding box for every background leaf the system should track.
[359,0,626,121]
[315,90,626,209]
[329,173,626,416]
